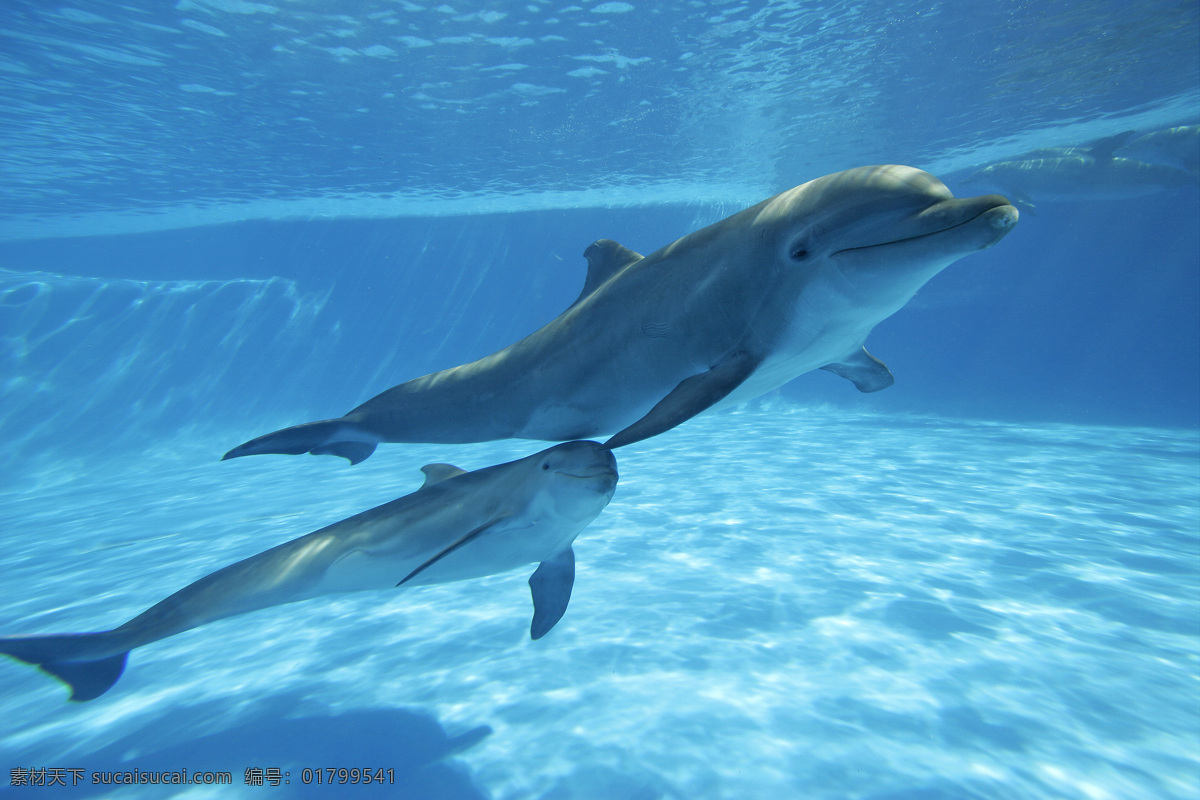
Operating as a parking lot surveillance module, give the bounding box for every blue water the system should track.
[1,2,1198,799]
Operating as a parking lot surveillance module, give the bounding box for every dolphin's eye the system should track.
[542,462,550,470]
[790,244,810,261]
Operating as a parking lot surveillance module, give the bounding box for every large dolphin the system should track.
[0,441,618,701]
[224,165,1019,464]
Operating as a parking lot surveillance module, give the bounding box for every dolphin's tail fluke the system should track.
[0,633,129,701]
[222,418,379,465]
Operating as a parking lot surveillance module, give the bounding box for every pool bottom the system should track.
[0,405,1196,800]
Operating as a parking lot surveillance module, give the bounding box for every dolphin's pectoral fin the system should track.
[0,634,129,702]
[571,239,644,308]
[396,517,512,587]
[528,547,575,640]
[223,419,379,465]
[603,349,763,450]
[821,348,895,393]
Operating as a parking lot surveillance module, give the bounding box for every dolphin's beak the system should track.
[916,193,1018,245]
[835,193,1018,256]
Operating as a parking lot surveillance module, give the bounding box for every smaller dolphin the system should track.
[0,441,618,701]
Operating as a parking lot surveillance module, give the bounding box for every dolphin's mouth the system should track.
[833,195,1017,256]
[559,468,619,483]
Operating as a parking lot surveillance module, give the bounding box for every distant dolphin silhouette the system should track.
[1118,124,1200,176]
[224,165,1018,464]
[961,131,1196,208]
[0,441,618,701]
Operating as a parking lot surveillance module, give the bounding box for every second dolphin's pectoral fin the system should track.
[603,349,763,450]
[821,348,895,393]
[396,517,513,587]
[528,547,575,640]
[570,239,644,308]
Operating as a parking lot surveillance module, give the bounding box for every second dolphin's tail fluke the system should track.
[0,633,129,701]
[222,418,379,465]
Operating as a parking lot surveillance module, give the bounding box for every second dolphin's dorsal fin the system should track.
[571,239,644,308]
[419,463,467,488]
[1088,130,1137,162]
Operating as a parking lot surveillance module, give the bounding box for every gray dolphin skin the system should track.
[223,165,1019,464]
[0,441,618,701]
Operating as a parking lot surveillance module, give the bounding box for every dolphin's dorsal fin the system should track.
[571,239,643,308]
[820,347,895,393]
[419,463,467,488]
[1088,130,1137,161]
[528,546,575,640]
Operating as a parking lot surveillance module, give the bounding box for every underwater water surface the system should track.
[0,407,1197,799]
